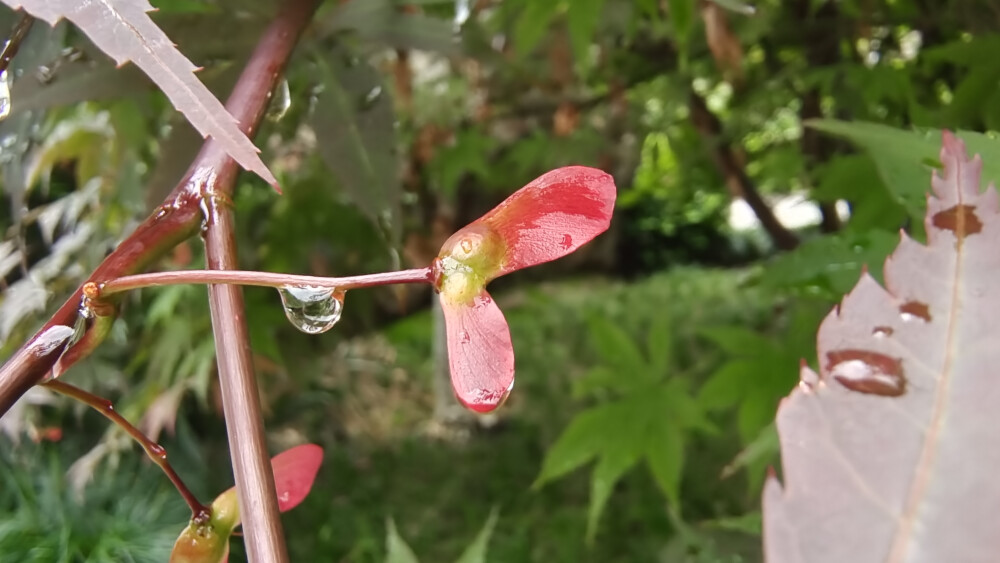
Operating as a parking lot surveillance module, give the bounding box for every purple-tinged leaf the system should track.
[764,132,1000,562]
[6,0,277,187]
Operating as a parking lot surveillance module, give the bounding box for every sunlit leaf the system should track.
[587,425,643,543]
[534,402,621,487]
[646,416,685,506]
[453,508,500,563]
[808,121,1000,221]
[385,519,420,563]
[760,230,899,297]
[646,315,673,376]
[586,315,650,385]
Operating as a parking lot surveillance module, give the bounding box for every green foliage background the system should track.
[2,0,1000,561]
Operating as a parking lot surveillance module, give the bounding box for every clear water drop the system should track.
[266,78,291,122]
[359,86,383,110]
[278,285,344,335]
[0,70,12,121]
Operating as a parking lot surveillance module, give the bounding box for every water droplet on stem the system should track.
[266,78,291,122]
[0,70,12,121]
[359,86,383,111]
[278,285,345,334]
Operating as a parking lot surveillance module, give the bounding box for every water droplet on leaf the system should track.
[899,300,931,322]
[278,285,345,334]
[459,330,471,344]
[466,380,515,413]
[560,234,573,249]
[872,326,894,338]
[826,349,905,397]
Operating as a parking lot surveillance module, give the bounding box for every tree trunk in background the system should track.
[688,91,799,251]
[798,0,843,234]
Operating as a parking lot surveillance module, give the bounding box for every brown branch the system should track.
[194,1,320,561]
[0,191,202,415]
[43,379,209,520]
[0,2,319,559]
[0,12,34,75]
[796,0,842,233]
[687,90,799,251]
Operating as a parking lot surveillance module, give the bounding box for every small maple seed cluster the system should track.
[68,166,617,560]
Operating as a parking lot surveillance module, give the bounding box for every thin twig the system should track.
[96,267,434,296]
[0,12,34,75]
[43,379,210,520]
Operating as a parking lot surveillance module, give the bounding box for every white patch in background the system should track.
[728,192,851,232]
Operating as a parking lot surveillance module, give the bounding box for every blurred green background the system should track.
[1,0,998,560]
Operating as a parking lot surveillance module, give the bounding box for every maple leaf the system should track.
[6,0,278,187]
[432,166,616,413]
[764,132,1000,562]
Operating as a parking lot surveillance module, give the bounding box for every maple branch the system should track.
[0,5,318,561]
[0,11,34,75]
[43,379,209,520]
[194,1,320,562]
[96,267,434,296]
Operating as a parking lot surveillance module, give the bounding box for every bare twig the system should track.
[0,12,34,75]
[43,379,209,520]
[96,267,434,296]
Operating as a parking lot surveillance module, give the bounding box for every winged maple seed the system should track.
[764,132,1000,562]
[432,166,617,413]
[170,444,323,563]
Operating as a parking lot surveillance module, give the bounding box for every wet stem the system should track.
[94,267,436,298]
[42,379,210,521]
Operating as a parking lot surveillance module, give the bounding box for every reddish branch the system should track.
[0,12,34,75]
[184,1,320,561]
[44,379,209,519]
[0,1,320,561]
[687,90,799,251]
